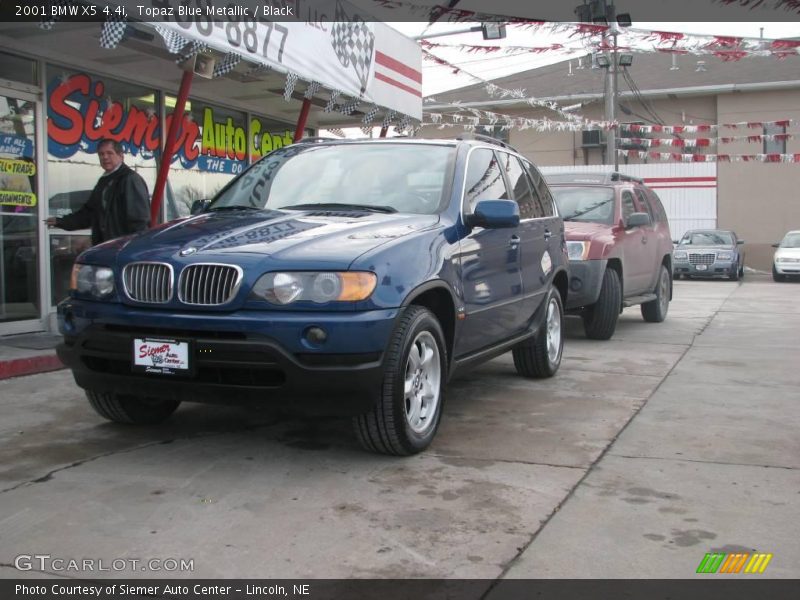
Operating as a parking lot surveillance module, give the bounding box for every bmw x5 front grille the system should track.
[178,264,243,306]
[122,262,173,303]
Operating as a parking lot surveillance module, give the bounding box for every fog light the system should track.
[305,327,327,344]
[570,277,583,292]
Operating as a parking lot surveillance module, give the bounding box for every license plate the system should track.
[695,264,707,271]
[133,338,192,376]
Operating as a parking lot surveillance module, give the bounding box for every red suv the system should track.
[546,172,673,340]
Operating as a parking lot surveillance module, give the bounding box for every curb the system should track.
[0,355,65,381]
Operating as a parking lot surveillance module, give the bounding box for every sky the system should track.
[387,21,800,96]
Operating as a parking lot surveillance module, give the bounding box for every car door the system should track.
[456,147,525,356]
[619,188,650,294]
[633,187,660,292]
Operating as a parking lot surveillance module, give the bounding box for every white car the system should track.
[772,230,800,282]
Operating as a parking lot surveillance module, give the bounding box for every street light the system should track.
[414,22,507,41]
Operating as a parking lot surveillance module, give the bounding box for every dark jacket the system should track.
[56,163,150,245]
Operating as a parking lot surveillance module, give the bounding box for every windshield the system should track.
[680,231,734,246]
[780,232,800,248]
[551,186,615,225]
[209,143,455,215]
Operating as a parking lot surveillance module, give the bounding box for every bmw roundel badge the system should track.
[180,247,197,256]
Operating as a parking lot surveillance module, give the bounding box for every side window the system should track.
[502,153,542,219]
[634,188,653,221]
[646,189,667,223]
[524,160,555,217]
[621,191,636,222]
[464,148,511,213]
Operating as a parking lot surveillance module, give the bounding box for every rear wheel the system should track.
[642,264,671,322]
[583,268,621,340]
[86,391,180,424]
[513,288,564,378]
[353,306,446,456]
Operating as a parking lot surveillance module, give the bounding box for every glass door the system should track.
[0,91,41,331]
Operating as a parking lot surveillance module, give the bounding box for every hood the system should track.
[563,220,615,242]
[676,244,734,253]
[103,209,438,269]
[775,247,800,259]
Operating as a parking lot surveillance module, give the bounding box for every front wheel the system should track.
[512,288,564,378]
[772,266,785,282]
[642,264,671,322]
[583,268,621,340]
[353,306,446,456]
[86,391,180,424]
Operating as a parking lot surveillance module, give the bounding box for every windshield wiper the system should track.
[563,198,614,221]
[280,203,397,213]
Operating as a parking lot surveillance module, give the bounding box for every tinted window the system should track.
[502,153,542,219]
[524,160,555,216]
[621,191,636,222]
[646,189,667,222]
[464,148,510,213]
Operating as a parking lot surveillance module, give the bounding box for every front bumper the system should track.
[774,262,800,275]
[56,300,400,415]
[564,259,607,310]
[674,260,736,278]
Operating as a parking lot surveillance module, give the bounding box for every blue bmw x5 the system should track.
[57,136,569,455]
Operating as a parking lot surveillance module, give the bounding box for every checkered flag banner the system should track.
[244,63,271,77]
[331,1,375,94]
[304,81,321,100]
[362,104,380,126]
[382,111,396,129]
[284,72,299,102]
[213,53,241,78]
[153,25,188,55]
[340,97,360,116]
[396,114,411,133]
[176,41,208,65]
[99,16,128,50]
[40,0,75,30]
[324,90,342,113]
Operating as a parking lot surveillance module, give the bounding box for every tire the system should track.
[512,288,564,378]
[729,267,739,281]
[772,266,785,282]
[642,264,671,322]
[353,306,446,456]
[739,264,744,279]
[582,268,621,340]
[86,390,180,424]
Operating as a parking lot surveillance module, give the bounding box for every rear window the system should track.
[551,186,615,225]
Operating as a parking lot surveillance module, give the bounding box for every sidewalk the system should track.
[0,332,64,380]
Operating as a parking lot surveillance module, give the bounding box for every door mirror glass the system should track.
[190,199,209,215]
[466,200,520,229]
[626,212,651,228]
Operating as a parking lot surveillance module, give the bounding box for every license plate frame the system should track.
[695,264,708,271]
[132,337,193,376]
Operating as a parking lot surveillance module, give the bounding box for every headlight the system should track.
[717,252,733,261]
[251,272,377,305]
[778,257,800,263]
[69,264,116,299]
[673,251,688,260]
[566,241,589,261]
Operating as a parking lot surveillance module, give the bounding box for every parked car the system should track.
[56,136,569,455]
[673,229,745,281]
[546,172,673,340]
[772,230,800,282]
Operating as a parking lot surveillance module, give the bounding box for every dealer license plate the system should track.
[132,338,191,376]
[695,265,707,271]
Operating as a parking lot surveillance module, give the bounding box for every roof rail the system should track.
[456,133,514,151]
[608,172,644,184]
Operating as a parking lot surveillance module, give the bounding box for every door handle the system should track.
[544,229,552,241]
[509,235,521,248]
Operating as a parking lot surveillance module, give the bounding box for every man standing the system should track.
[47,139,150,245]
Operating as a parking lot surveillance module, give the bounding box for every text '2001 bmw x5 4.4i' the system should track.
[57,137,569,455]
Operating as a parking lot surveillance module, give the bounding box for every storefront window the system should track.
[0,50,38,86]
[46,67,160,304]
[0,94,39,322]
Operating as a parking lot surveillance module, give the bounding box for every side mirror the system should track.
[737,240,745,245]
[672,240,680,245]
[626,212,651,228]
[465,200,520,229]
[771,243,780,248]
[190,199,209,215]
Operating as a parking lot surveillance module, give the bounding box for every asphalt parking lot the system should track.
[1,276,798,581]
